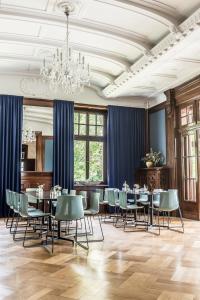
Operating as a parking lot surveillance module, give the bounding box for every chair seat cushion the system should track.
[127,204,143,210]
[28,210,50,218]
[153,201,160,207]
[84,209,98,215]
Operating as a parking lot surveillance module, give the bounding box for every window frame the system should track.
[74,108,107,184]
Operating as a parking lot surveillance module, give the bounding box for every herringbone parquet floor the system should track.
[1,218,200,300]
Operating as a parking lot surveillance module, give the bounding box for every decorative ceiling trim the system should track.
[0,34,131,70]
[0,7,151,52]
[96,0,178,29]
[102,8,200,97]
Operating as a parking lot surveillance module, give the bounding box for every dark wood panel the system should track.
[175,76,200,105]
[21,171,53,191]
[135,167,169,191]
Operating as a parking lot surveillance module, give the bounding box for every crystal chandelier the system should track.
[40,4,90,95]
[22,129,36,144]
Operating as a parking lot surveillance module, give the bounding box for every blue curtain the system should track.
[53,100,74,190]
[0,95,23,217]
[107,105,145,189]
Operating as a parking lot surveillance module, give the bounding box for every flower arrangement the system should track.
[53,185,62,192]
[142,148,164,167]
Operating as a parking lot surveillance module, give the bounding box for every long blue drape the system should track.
[53,100,74,190]
[107,105,145,189]
[0,95,23,217]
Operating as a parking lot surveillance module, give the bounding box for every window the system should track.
[181,132,197,202]
[74,110,106,183]
[180,105,194,126]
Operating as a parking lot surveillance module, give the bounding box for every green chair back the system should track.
[6,189,11,207]
[62,189,68,195]
[119,191,128,209]
[159,190,179,211]
[19,194,29,217]
[70,190,76,195]
[107,190,116,206]
[13,192,20,212]
[26,193,38,204]
[9,191,14,208]
[96,189,104,203]
[79,191,87,209]
[139,193,148,201]
[153,193,160,202]
[55,195,84,221]
[89,192,100,213]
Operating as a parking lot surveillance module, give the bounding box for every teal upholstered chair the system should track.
[5,189,12,227]
[83,192,104,242]
[18,194,50,247]
[96,189,104,203]
[69,190,76,195]
[153,189,184,234]
[49,195,88,252]
[79,191,87,210]
[62,189,68,195]
[116,191,146,231]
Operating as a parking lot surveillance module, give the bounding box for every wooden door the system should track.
[180,129,199,219]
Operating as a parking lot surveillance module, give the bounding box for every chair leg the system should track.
[75,220,78,247]
[178,206,184,233]
[23,219,29,247]
[158,210,160,235]
[167,212,170,228]
[123,211,127,231]
[98,215,104,241]
[83,218,89,250]
[51,218,54,253]
[6,207,11,228]
[10,212,15,233]
[13,214,20,241]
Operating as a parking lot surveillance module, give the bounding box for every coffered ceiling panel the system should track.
[0,43,35,55]
[82,0,168,43]
[0,19,40,36]
[1,0,49,11]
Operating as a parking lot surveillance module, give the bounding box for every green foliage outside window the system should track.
[74,111,105,183]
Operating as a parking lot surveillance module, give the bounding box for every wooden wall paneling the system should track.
[165,90,177,188]
[36,132,43,171]
[21,172,53,191]
[174,76,200,220]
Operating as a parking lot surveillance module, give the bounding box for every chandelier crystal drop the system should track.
[40,5,90,95]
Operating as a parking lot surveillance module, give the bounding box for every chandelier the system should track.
[22,129,36,144]
[40,4,90,95]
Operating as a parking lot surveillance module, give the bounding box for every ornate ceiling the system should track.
[0,0,200,105]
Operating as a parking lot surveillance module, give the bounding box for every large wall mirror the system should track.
[22,103,53,172]
[149,108,167,164]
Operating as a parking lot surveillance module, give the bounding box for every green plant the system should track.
[142,148,164,166]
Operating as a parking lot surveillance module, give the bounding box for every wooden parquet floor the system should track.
[1,218,200,300]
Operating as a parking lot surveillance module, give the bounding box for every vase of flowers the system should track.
[142,148,163,168]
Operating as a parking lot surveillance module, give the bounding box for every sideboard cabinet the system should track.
[135,167,169,190]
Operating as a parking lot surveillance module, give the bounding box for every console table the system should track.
[135,167,169,190]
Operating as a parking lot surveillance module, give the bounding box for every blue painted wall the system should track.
[149,109,166,163]
[44,139,53,171]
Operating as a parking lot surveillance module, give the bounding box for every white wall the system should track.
[23,119,53,136]
[0,74,156,108]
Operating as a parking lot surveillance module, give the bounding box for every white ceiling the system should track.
[0,0,200,103]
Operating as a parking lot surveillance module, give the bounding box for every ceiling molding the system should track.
[0,34,131,70]
[0,7,151,52]
[91,69,115,82]
[97,0,179,29]
[102,7,200,97]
